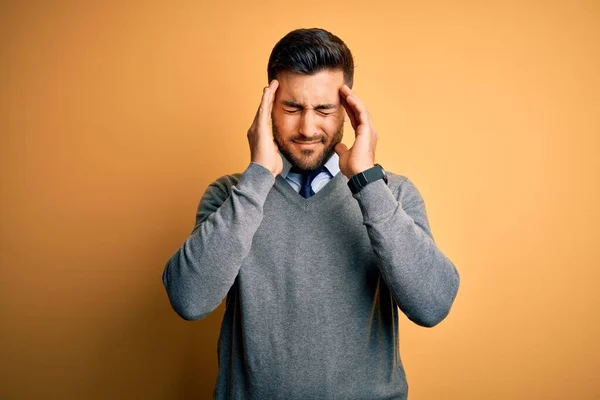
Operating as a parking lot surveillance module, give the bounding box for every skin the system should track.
[247,69,378,178]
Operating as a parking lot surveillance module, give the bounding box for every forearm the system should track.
[354,179,460,327]
[162,162,275,320]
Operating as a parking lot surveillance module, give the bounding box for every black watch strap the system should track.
[347,164,388,194]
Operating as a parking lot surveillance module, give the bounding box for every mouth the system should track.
[293,140,322,148]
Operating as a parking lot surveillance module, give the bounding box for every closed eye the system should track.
[284,109,334,116]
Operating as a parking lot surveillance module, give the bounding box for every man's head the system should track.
[267,28,354,172]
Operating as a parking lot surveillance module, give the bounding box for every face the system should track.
[272,69,346,172]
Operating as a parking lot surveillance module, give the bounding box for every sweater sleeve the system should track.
[162,162,275,321]
[352,176,460,327]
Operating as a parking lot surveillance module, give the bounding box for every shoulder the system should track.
[202,172,243,200]
[194,172,244,224]
[202,163,277,204]
[385,171,426,207]
[209,172,243,191]
[385,171,434,238]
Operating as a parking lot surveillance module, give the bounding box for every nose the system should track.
[298,110,318,138]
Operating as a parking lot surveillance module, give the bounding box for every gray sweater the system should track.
[162,162,460,399]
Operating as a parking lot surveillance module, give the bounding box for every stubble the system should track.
[272,122,344,172]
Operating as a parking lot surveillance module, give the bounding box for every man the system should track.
[163,28,460,400]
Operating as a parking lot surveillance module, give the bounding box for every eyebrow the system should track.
[281,100,339,111]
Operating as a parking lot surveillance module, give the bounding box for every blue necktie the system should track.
[294,167,326,198]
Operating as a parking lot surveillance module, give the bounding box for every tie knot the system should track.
[307,167,326,180]
[290,166,327,198]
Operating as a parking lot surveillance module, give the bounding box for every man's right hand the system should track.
[247,79,282,177]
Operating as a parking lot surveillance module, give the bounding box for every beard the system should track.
[272,122,344,172]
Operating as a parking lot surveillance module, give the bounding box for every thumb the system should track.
[334,142,349,156]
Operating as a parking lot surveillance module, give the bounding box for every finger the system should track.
[339,84,352,97]
[334,142,349,156]
[258,81,277,129]
[341,85,372,127]
[344,94,371,133]
[267,79,279,117]
[342,86,370,120]
[340,88,359,131]
[252,86,269,129]
[341,95,358,130]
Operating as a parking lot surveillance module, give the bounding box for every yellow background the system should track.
[1,1,599,399]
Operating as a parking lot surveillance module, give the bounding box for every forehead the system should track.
[276,69,344,104]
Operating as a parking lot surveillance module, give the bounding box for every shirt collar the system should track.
[280,151,340,179]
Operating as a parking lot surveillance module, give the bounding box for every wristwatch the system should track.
[347,164,388,194]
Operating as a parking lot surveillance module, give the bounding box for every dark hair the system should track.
[267,28,354,88]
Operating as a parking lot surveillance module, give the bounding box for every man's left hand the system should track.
[335,85,378,178]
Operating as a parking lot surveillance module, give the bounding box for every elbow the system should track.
[409,305,452,328]
[165,284,215,321]
[162,265,214,322]
[409,272,460,328]
[171,302,210,321]
[164,288,216,322]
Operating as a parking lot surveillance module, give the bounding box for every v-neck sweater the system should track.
[163,162,460,399]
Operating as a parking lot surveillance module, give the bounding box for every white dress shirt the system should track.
[279,152,341,195]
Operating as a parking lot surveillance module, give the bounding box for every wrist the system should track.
[347,164,388,194]
[250,159,280,177]
[348,164,375,177]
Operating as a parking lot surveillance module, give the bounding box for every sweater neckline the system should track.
[274,171,349,211]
